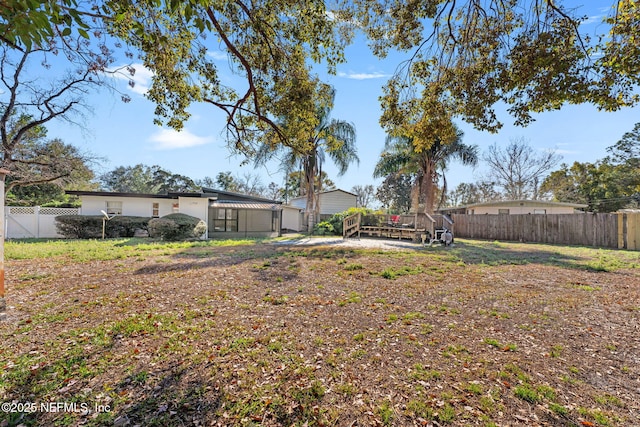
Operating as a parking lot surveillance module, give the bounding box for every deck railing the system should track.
[343,212,361,238]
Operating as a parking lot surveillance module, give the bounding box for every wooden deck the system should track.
[359,225,426,241]
[343,213,453,242]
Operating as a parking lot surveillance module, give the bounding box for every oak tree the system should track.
[104,0,349,158]
[100,164,199,193]
[1,115,96,196]
[340,0,639,139]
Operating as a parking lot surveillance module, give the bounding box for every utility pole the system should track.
[0,169,9,321]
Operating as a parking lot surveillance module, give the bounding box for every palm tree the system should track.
[373,126,478,214]
[256,86,358,231]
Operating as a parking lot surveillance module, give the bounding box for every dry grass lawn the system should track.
[0,237,639,426]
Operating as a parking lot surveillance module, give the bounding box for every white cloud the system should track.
[148,128,214,150]
[338,71,390,80]
[207,50,228,61]
[584,14,604,25]
[108,63,154,95]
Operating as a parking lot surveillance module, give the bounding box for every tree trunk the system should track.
[422,161,437,214]
[303,155,318,233]
[410,175,421,214]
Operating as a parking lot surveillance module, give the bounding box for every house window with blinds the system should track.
[105,201,122,216]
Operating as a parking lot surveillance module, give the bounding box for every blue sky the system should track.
[43,1,639,196]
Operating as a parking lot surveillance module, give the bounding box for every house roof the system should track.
[67,188,281,204]
[66,190,178,199]
[463,199,588,209]
[209,201,281,210]
[288,188,357,202]
[200,187,281,203]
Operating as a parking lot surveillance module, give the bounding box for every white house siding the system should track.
[289,198,306,210]
[177,197,210,239]
[288,190,357,215]
[282,206,303,232]
[79,196,175,217]
[74,192,282,239]
[178,197,208,222]
[467,201,585,215]
[318,190,357,215]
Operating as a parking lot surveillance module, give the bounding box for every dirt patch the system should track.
[1,239,639,426]
[275,235,427,251]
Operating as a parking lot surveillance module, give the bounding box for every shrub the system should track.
[148,213,206,241]
[55,215,103,238]
[55,215,151,239]
[317,207,384,236]
[108,216,150,237]
[313,221,335,235]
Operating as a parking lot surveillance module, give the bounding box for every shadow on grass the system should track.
[446,239,637,272]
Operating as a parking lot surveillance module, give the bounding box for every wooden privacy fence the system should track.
[618,212,640,250]
[451,213,640,249]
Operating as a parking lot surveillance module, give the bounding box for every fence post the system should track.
[618,213,625,250]
[35,205,40,239]
[0,169,9,321]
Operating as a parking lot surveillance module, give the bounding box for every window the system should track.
[105,201,122,215]
[533,209,546,215]
[212,208,238,232]
[498,209,510,215]
[172,203,179,213]
[152,202,159,218]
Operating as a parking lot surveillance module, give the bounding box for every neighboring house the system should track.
[460,200,588,215]
[288,189,357,215]
[284,189,358,231]
[66,188,282,238]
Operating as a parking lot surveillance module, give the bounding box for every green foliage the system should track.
[313,221,335,235]
[378,265,423,280]
[106,0,348,157]
[0,0,91,50]
[255,85,358,231]
[55,215,151,239]
[148,213,206,241]
[282,171,336,201]
[376,400,394,425]
[541,159,639,212]
[373,128,477,213]
[5,237,261,261]
[513,385,540,403]
[108,216,151,238]
[2,115,98,198]
[346,1,639,135]
[54,215,104,239]
[316,207,382,236]
[100,164,199,193]
[376,173,413,213]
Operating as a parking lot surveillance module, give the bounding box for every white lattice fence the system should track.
[5,206,80,238]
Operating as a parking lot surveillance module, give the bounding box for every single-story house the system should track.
[283,189,358,231]
[458,200,588,215]
[66,187,282,238]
